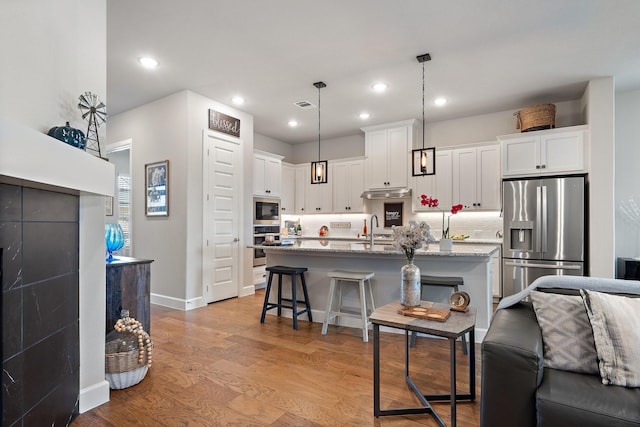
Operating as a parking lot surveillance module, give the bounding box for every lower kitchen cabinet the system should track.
[253,265,267,289]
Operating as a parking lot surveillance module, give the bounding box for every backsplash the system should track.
[283,198,502,240]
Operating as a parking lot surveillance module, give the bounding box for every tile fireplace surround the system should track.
[2,184,80,425]
[0,116,115,419]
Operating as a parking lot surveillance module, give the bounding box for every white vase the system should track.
[401,258,421,307]
[439,238,453,251]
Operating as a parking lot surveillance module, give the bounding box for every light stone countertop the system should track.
[254,240,499,257]
[283,235,502,245]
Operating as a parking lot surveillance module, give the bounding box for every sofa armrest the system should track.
[481,302,544,427]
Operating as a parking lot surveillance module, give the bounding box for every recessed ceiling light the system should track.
[372,83,387,92]
[232,96,245,105]
[288,120,298,127]
[359,112,370,120]
[138,57,158,68]
[434,97,448,106]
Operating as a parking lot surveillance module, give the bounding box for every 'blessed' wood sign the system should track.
[208,109,240,137]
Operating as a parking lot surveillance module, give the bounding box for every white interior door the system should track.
[203,131,241,303]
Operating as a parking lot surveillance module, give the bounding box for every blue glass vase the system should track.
[105,224,125,261]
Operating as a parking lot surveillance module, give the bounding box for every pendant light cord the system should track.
[318,85,321,161]
[422,61,426,150]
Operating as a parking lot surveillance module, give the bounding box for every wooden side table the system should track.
[370,301,477,427]
[106,257,154,334]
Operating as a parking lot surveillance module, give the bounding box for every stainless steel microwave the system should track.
[253,197,281,224]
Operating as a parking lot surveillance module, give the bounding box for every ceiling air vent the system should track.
[294,100,316,110]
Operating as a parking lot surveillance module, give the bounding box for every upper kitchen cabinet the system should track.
[332,158,364,213]
[294,165,307,214]
[452,144,501,210]
[280,163,294,214]
[499,125,588,177]
[253,151,283,197]
[412,149,453,212]
[362,120,416,190]
[304,163,332,213]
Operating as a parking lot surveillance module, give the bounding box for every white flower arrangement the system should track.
[391,220,436,260]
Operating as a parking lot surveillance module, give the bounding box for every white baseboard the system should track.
[79,380,110,413]
[239,284,255,297]
[150,293,205,311]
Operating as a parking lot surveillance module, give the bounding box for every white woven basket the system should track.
[106,365,148,390]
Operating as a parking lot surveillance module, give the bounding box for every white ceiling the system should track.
[107,0,640,145]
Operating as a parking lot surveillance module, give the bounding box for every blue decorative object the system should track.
[47,121,86,149]
[105,224,125,261]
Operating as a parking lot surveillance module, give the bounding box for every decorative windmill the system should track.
[78,92,107,157]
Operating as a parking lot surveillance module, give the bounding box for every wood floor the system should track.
[74,290,482,426]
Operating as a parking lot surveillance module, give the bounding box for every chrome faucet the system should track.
[369,214,379,246]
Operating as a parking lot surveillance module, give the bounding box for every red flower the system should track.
[420,194,439,208]
[419,195,464,239]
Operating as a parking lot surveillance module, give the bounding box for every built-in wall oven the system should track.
[254,197,281,225]
[253,224,280,266]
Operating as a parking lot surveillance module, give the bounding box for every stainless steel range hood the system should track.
[360,188,412,200]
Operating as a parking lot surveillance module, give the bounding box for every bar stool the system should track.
[410,274,468,354]
[322,270,375,342]
[260,265,312,330]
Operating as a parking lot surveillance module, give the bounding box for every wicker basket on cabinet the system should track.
[514,104,556,132]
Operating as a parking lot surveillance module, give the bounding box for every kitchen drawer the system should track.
[253,265,267,286]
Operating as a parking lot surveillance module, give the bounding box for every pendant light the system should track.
[412,53,436,176]
[311,81,328,184]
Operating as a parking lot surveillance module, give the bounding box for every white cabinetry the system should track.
[452,144,501,210]
[332,159,364,213]
[253,265,267,289]
[294,165,307,214]
[253,151,283,196]
[362,120,416,190]
[280,163,294,214]
[305,163,332,213]
[412,149,452,211]
[499,126,587,177]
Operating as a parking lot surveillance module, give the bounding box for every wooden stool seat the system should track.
[322,270,375,342]
[410,274,468,354]
[260,265,312,330]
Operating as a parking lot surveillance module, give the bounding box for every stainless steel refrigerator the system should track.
[502,175,587,297]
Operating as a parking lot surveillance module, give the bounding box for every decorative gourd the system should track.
[47,121,86,149]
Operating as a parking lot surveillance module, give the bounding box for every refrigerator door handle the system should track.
[536,186,542,252]
[541,185,548,253]
[504,261,582,270]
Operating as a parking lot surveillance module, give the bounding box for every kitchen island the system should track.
[257,240,499,341]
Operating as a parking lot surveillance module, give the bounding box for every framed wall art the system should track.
[384,202,403,228]
[145,160,169,216]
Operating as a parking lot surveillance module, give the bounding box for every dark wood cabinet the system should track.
[106,257,153,335]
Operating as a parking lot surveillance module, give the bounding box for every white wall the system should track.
[290,134,365,164]
[615,88,640,259]
[426,99,584,149]
[107,91,190,302]
[0,0,110,413]
[583,78,616,278]
[108,89,254,309]
[0,0,107,156]
[255,132,293,161]
[283,100,585,164]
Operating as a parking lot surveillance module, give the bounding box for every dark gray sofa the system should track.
[480,276,640,427]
